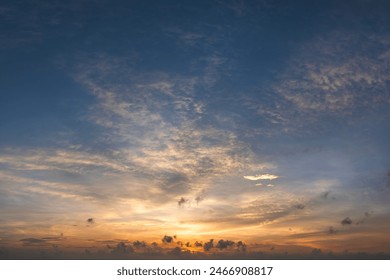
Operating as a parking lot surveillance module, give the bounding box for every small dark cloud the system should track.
[216,239,235,250]
[195,192,205,204]
[194,241,203,247]
[356,211,372,225]
[203,239,214,251]
[185,242,191,247]
[328,226,337,234]
[341,217,352,226]
[162,235,174,243]
[236,241,247,252]
[295,204,305,210]
[178,197,188,206]
[87,218,94,224]
[321,191,330,199]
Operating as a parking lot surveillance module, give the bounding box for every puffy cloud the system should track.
[178,197,188,207]
[132,240,146,248]
[341,217,353,226]
[194,241,203,247]
[236,241,247,252]
[162,235,174,243]
[203,239,214,251]
[215,239,235,250]
[112,242,134,254]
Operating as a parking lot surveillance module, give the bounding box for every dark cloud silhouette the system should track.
[195,192,205,204]
[178,197,188,206]
[87,218,94,224]
[341,217,352,226]
[112,242,134,254]
[216,239,235,250]
[194,241,203,247]
[295,204,305,210]
[321,191,330,199]
[203,239,214,251]
[185,242,191,247]
[133,240,146,248]
[237,241,247,252]
[162,235,174,243]
[356,211,372,225]
[328,226,337,234]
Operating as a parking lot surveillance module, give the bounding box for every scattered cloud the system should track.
[162,235,174,243]
[294,204,305,210]
[328,226,337,234]
[194,241,203,247]
[203,239,214,251]
[178,197,188,207]
[341,217,353,226]
[215,239,235,250]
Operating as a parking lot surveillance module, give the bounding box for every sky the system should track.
[1,0,390,259]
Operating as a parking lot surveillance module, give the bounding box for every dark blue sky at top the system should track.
[1,0,390,180]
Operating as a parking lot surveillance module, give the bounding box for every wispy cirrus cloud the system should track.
[243,30,390,135]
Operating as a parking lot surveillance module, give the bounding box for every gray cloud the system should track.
[132,240,146,248]
[178,197,188,207]
[162,235,174,243]
[236,241,247,252]
[294,204,305,210]
[341,217,353,226]
[328,226,337,234]
[203,239,214,251]
[215,239,235,250]
[194,241,203,247]
[112,242,134,254]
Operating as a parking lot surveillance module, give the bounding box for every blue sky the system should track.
[1,0,390,257]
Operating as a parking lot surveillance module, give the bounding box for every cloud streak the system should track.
[243,174,278,181]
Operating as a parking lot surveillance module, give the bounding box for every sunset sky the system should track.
[1,0,390,258]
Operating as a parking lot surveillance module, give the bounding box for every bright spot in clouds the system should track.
[243,174,279,181]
